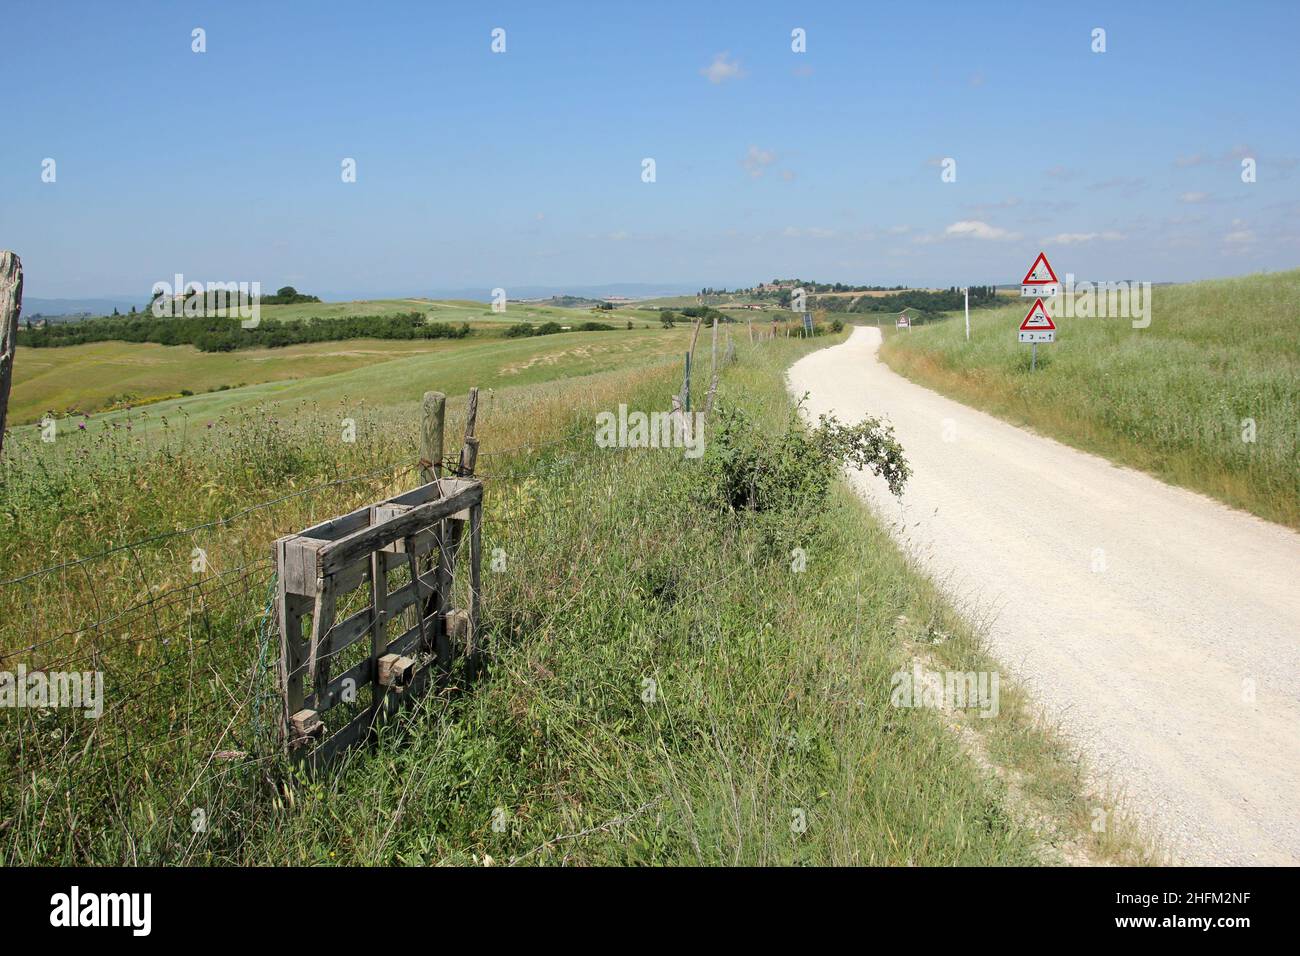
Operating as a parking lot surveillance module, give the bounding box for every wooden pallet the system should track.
[272,476,483,767]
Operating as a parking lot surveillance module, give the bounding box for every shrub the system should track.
[697,402,909,549]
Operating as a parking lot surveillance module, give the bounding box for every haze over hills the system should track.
[24,297,151,318]
[22,284,699,316]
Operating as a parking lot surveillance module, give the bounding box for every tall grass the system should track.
[880,269,1300,528]
[1,336,1148,865]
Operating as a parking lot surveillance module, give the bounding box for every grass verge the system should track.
[879,270,1300,529]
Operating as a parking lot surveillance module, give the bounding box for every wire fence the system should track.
[0,427,606,858]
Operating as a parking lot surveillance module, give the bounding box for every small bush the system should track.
[697,402,909,549]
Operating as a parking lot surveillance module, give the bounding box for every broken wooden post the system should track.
[457,386,479,476]
[0,251,24,463]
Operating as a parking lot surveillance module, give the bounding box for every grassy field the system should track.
[10,324,692,431]
[880,270,1300,529]
[0,329,1150,866]
[210,297,620,325]
[8,339,453,424]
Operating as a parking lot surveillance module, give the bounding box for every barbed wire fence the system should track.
[0,400,622,864]
[0,322,748,863]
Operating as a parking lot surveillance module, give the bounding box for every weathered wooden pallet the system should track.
[272,476,483,768]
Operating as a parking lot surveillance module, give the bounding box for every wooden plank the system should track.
[319,570,426,668]
[275,539,312,730]
[469,501,483,658]
[318,482,482,575]
[305,586,338,695]
[0,251,23,463]
[302,704,372,768]
[368,539,388,727]
[291,477,471,545]
[309,613,430,711]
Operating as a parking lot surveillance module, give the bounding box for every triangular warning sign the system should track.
[1020,298,1056,330]
[1022,252,1059,285]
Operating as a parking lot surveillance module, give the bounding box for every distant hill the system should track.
[23,297,147,319]
[532,295,611,309]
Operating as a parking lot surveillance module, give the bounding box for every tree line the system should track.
[18,312,471,352]
[783,285,999,313]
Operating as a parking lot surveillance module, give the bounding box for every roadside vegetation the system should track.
[880,270,1300,529]
[0,330,1152,865]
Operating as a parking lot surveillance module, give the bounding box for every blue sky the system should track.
[2,0,1297,299]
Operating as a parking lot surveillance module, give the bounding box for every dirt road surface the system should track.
[789,326,1300,865]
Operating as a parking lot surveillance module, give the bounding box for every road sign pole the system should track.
[964,287,970,342]
[1031,342,1037,371]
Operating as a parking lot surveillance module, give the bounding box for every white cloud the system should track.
[944,220,1020,241]
[1040,231,1123,244]
[701,52,744,84]
[1179,191,1210,204]
[782,226,835,239]
[1224,219,1255,244]
[741,145,776,178]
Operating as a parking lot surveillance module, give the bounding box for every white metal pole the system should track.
[964,286,970,341]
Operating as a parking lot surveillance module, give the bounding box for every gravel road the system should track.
[789,326,1300,865]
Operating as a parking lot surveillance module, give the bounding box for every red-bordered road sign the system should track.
[1019,297,1056,342]
[1022,252,1059,285]
[1020,251,1061,297]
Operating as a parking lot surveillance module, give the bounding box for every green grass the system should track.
[10,326,691,433]
[880,270,1300,529]
[0,332,1150,865]
[8,338,460,425]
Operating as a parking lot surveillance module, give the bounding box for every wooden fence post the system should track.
[0,251,24,463]
[419,390,447,662]
[457,387,479,476]
[681,352,691,412]
[420,391,446,484]
[704,316,720,414]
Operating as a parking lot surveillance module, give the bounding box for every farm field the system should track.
[10,321,693,432]
[9,338,454,424]
[0,328,1145,866]
[209,297,613,325]
[880,270,1300,529]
